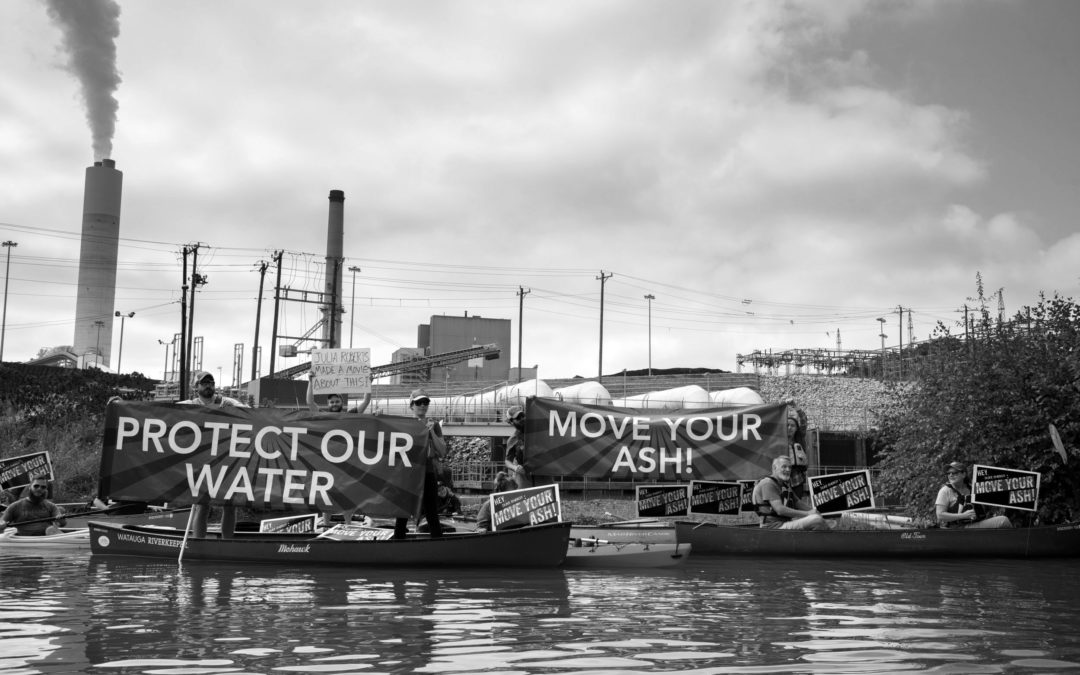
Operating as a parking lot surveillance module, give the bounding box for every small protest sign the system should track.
[310,348,372,395]
[259,513,320,534]
[491,484,561,531]
[316,523,394,541]
[0,451,52,491]
[689,480,743,515]
[972,465,1040,512]
[636,484,690,518]
[738,479,757,513]
[808,469,874,515]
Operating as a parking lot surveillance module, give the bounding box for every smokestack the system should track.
[322,190,345,349]
[73,159,122,367]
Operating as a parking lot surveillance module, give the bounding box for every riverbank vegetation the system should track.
[874,287,1080,524]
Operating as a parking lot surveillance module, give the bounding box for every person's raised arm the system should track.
[353,392,372,414]
[305,375,319,413]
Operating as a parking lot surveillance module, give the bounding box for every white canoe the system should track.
[0,527,91,550]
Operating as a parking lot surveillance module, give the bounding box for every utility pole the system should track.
[179,247,189,399]
[348,266,361,349]
[897,305,904,380]
[251,259,269,380]
[1,240,17,363]
[597,270,612,380]
[877,317,887,380]
[268,250,284,378]
[517,286,530,382]
[186,244,207,381]
[644,294,655,376]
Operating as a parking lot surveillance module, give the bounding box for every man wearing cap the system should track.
[393,389,445,539]
[936,461,1012,528]
[183,371,247,408]
[180,371,247,538]
[504,405,531,489]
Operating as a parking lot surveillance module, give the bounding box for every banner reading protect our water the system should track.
[524,398,786,481]
[99,402,428,517]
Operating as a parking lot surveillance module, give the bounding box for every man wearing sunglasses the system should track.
[0,475,67,536]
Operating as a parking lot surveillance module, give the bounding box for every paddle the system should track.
[0,503,127,530]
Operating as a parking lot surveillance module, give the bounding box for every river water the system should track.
[2,550,1078,674]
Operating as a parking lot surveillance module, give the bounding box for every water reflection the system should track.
[2,552,1080,674]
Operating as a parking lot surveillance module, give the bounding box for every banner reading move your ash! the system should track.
[523,398,788,481]
[100,402,429,517]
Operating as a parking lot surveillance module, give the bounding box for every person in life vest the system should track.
[504,405,531,490]
[786,409,810,499]
[751,456,829,530]
[935,461,1012,529]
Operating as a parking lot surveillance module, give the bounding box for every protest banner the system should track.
[808,469,874,515]
[972,465,1040,512]
[491,484,561,531]
[0,451,53,491]
[636,484,690,518]
[525,398,787,481]
[738,479,757,513]
[310,348,372,396]
[259,513,320,534]
[689,480,743,515]
[100,402,427,517]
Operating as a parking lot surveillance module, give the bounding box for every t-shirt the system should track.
[2,499,64,536]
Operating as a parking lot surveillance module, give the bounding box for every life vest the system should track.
[753,476,798,524]
[942,483,986,527]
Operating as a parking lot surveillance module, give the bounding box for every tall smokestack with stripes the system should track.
[322,189,345,349]
[73,159,122,367]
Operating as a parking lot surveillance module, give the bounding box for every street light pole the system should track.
[158,339,172,381]
[644,294,655,377]
[114,310,134,373]
[348,266,360,348]
[1,240,17,363]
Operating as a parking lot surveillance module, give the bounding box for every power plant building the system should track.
[390,315,511,384]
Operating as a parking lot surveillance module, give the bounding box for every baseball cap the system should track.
[409,388,431,405]
[192,370,214,385]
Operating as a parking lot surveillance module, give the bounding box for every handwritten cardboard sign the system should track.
[972,464,1040,512]
[310,348,372,395]
[491,484,561,531]
[259,513,320,534]
[738,479,757,513]
[689,480,743,515]
[636,484,690,518]
[0,451,52,491]
[808,469,874,515]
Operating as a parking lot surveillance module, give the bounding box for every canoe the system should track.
[675,520,1080,558]
[0,527,91,550]
[565,537,690,568]
[571,518,680,544]
[88,520,572,567]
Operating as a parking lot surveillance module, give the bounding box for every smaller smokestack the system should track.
[323,190,345,348]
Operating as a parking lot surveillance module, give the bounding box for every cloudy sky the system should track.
[2,0,1079,385]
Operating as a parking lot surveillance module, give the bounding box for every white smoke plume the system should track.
[44,0,122,161]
